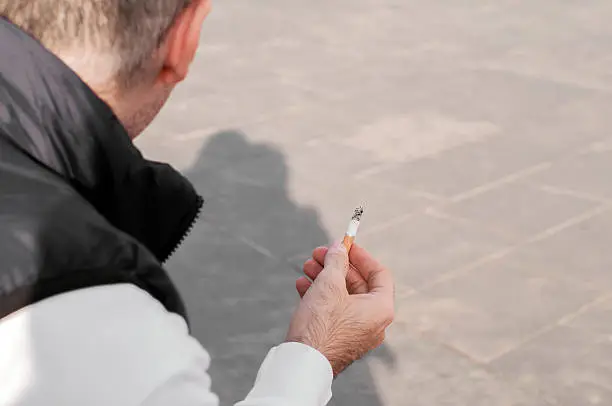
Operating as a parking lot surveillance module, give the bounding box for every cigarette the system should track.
[342,205,364,251]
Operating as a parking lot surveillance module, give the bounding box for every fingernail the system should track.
[330,240,346,252]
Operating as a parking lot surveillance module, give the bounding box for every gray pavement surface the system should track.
[136,1,612,405]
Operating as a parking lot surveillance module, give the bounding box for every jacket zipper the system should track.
[161,194,204,264]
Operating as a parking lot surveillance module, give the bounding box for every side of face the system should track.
[122,0,212,138]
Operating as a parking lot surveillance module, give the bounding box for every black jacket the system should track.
[0,18,202,320]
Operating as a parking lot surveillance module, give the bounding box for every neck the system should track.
[54,59,137,139]
[90,80,172,140]
[50,40,172,140]
[55,53,154,140]
[94,89,139,140]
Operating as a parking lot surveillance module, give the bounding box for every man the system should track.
[0,1,395,405]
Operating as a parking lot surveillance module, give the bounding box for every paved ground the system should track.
[136,1,612,405]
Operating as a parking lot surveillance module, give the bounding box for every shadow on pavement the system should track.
[167,130,392,405]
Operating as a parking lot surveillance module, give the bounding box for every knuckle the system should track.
[316,278,346,302]
[323,279,344,298]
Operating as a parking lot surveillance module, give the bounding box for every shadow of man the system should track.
[166,130,388,406]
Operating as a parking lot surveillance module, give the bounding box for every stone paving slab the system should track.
[398,254,601,363]
[442,181,598,241]
[358,213,513,290]
[529,142,612,201]
[497,210,612,292]
[137,1,612,405]
[367,323,544,406]
[492,296,612,406]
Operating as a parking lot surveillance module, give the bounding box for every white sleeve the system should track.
[236,342,333,406]
[144,342,333,406]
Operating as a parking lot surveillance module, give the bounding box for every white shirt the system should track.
[0,284,333,406]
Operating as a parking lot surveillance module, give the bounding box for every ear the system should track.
[158,0,212,86]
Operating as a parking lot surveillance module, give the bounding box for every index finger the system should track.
[349,244,394,296]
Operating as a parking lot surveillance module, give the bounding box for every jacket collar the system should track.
[0,17,202,262]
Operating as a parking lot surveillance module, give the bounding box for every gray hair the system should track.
[1,0,192,89]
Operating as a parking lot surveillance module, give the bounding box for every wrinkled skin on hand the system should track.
[286,242,395,376]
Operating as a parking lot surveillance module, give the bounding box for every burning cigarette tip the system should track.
[352,205,365,222]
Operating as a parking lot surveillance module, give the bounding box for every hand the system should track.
[286,242,395,376]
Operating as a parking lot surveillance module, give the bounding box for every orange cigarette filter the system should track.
[342,206,364,251]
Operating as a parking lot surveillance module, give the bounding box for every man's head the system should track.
[1,0,211,137]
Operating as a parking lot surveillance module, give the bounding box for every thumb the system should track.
[322,241,349,284]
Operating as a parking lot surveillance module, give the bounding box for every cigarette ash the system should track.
[351,206,365,222]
